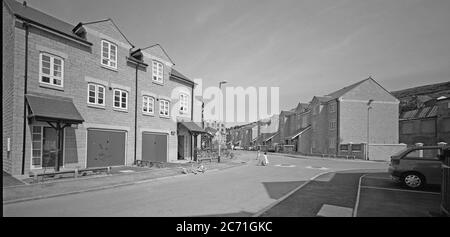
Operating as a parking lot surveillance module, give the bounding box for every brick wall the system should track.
[5,16,194,175]
[2,3,16,174]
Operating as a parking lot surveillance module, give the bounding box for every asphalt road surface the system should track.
[3,151,387,217]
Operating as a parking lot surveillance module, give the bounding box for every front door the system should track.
[42,127,63,168]
[178,135,184,160]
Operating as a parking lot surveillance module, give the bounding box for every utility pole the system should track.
[367,99,373,160]
[218,81,227,163]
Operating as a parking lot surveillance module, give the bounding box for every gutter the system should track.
[15,15,92,46]
[21,22,30,175]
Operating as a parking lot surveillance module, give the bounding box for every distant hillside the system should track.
[391,81,450,113]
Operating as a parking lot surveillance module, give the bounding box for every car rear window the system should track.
[404,148,440,160]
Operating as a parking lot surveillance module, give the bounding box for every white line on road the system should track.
[360,185,441,195]
[352,174,369,217]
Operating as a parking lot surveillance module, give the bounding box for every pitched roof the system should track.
[170,68,194,84]
[26,93,84,124]
[4,0,91,45]
[179,121,206,133]
[400,105,438,120]
[326,78,369,100]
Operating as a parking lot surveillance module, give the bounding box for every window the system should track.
[39,53,64,87]
[329,103,336,113]
[31,126,42,169]
[405,148,440,160]
[329,120,337,130]
[340,144,349,151]
[87,84,105,106]
[329,138,336,149]
[101,40,117,69]
[142,96,154,114]
[113,89,128,110]
[352,144,362,151]
[179,93,189,115]
[152,61,163,83]
[159,99,170,117]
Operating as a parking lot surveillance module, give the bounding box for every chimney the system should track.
[23,1,27,6]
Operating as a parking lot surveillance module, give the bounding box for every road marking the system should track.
[306,166,329,170]
[363,176,392,181]
[360,185,441,195]
[353,173,369,217]
[274,164,296,168]
[317,204,353,217]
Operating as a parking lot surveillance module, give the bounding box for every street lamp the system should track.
[366,99,374,160]
[218,80,227,163]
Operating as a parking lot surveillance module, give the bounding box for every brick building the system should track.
[2,0,203,176]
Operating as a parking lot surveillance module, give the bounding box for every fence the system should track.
[442,148,450,216]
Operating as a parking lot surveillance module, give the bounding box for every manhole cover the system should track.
[306,166,329,170]
[275,164,296,168]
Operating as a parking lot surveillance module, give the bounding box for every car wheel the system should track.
[403,173,424,189]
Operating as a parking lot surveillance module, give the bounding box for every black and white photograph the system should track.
[2,0,449,226]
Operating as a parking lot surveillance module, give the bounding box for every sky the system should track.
[25,0,450,125]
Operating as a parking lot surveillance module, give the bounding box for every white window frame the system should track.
[31,126,43,169]
[329,103,336,113]
[39,52,64,87]
[30,125,65,170]
[159,99,170,117]
[329,120,337,130]
[142,96,155,114]
[87,83,106,106]
[179,93,189,115]
[113,89,128,110]
[101,40,118,69]
[152,60,164,83]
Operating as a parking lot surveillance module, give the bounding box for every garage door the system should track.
[87,129,126,167]
[142,132,167,162]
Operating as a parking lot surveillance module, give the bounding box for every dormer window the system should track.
[152,61,163,83]
[101,40,117,69]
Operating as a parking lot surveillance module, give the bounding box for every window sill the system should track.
[39,83,64,91]
[159,115,171,119]
[87,104,106,109]
[101,64,118,72]
[142,112,155,117]
[113,107,128,113]
[152,81,164,86]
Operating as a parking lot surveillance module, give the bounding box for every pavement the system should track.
[3,151,388,217]
[2,155,248,204]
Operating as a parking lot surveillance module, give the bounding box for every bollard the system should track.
[74,168,78,178]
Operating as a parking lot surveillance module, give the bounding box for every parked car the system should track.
[388,146,446,189]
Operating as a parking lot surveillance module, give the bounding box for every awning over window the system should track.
[26,94,84,124]
[179,121,207,134]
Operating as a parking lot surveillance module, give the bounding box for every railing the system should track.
[30,167,111,182]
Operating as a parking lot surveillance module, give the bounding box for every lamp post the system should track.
[366,99,374,160]
[218,80,228,163]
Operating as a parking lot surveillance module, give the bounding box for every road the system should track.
[3,152,388,217]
